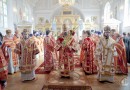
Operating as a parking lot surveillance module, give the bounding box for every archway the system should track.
[51,6,85,20]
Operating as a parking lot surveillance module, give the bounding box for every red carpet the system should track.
[35,55,81,74]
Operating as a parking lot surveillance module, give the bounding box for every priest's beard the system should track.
[22,33,29,40]
[104,33,109,39]
[104,35,109,39]
[63,31,67,37]
[24,37,28,40]
[23,36,29,40]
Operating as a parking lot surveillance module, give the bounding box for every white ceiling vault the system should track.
[26,0,107,8]
[26,0,110,23]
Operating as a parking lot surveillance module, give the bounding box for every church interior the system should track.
[0,0,130,90]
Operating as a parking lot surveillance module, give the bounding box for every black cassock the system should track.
[123,36,130,63]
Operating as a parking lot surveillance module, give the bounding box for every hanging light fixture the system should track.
[59,0,75,6]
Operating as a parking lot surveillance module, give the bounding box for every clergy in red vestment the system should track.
[43,30,55,72]
[13,30,20,45]
[91,34,100,47]
[80,30,86,63]
[49,31,58,70]
[110,29,116,39]
[0,47,8,90]
[15,29,40,82]
[55,24,77,77]
[81,30,97,74]
[29,34,37,44]
[39,33,44,52]
[36,35,41,52]
[2,30,19,74]
[110,30,128,74]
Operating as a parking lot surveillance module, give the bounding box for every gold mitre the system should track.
[6,29,12,34]
[104,25,111,32]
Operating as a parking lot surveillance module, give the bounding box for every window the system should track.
[104,2,111,23]
[0,0,7,28]
[123,0,130,27]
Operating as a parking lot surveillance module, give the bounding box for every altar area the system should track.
[42,68,92,90]
[5,56,130,90]
[35,4,100,40]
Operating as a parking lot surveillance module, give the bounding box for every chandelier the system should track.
[59,0,75,6]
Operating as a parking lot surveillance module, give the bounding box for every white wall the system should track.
[101,0,130,34]
[0,0,34,35]
[33,0,101,29]
[1,0,129,35]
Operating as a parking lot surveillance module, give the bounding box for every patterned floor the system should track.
[4,55,130,90]
[5,68,130,90]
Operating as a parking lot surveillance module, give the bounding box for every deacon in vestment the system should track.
[13,30,21,45]
[55,24,77,77]
[2,30,19,74]
[0,48,8,90]
[82,30,97,74]
[15,29,39,82]
[43,30,54,72]
[95,26,117,82]
[112,32,128,74]
[13,30,21,70]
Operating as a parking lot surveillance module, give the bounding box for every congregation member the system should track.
[126,33,130,64]
[0,32,3,46]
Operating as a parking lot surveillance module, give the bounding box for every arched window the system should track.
[123,0,130,27]
[104,2,111,22]
[0,0,7,28]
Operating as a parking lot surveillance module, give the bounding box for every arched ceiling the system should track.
[26,0,107,8]
[32,0,107,11]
